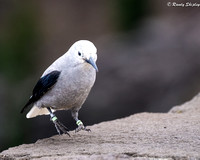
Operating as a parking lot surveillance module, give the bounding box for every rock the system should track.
[169,93,200,114]
[0,105,200,159]
[1,94,200,159]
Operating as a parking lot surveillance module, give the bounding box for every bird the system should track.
[21,40,98,135]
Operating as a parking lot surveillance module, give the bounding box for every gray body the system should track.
[36,58,96,111]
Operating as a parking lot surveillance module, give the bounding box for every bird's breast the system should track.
[39,64,96,110]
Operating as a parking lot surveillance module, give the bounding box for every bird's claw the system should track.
[75,124,91,133]
[75,120,91,132]
[51,116,70,136]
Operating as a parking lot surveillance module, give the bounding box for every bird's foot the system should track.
[51,116,70,136]
[75,120,91,133]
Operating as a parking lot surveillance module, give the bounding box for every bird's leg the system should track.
[47,107,70,136]
[71,109,91,132]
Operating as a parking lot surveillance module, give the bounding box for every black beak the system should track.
[85,57,98,72]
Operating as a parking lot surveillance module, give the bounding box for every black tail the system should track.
[20,99,33,113]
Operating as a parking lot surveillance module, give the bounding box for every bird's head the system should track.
[68,40,98,72]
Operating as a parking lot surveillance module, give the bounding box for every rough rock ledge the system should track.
[1,94,200,160]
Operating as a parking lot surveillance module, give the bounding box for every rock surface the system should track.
[1,95,200,160]
[169,93,200,114]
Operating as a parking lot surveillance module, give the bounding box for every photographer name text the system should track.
[167,2,200,7]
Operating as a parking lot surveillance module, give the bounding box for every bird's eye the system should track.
[78,52,81,56]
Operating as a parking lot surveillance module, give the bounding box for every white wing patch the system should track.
[26,106,55,118]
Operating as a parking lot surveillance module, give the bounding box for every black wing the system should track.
[21,70,61,113]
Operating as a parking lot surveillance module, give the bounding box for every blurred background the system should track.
[1,0,200,151]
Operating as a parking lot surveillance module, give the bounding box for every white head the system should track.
[67,40,98,72]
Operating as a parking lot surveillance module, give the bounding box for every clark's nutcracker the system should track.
[21,40,98,135]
